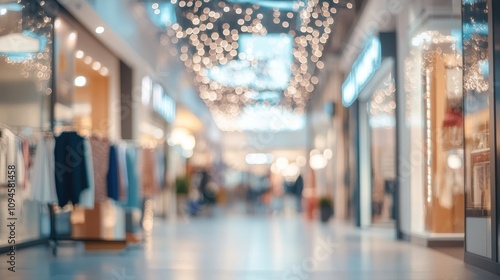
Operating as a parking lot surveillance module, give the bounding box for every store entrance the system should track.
[358,70,397,228]
[366,76,397,224]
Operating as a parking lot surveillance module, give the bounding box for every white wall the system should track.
[395,0,412,238]
[58,0,220,142]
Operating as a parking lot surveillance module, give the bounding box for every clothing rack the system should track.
[0,124,53,254]
[48,128,128,256]
[0,124,160,256]
[0,124,127,256]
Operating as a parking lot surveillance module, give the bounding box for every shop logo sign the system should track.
[342,37,382,107]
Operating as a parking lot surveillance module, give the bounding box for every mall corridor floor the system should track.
[1,215,498,280]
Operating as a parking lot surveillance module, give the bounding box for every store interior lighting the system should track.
[92,61,101,71]
[447,153,463,170]
[140,122,165,139]
[75,50,109,77]
[144,0,354,131]
[296,155,306,167]
[309,153,327,170]
[74,76,87,87]
[168,128,197,157]
[275,157,289,170]
[95,26,105,34]
[323,148,332,160]
[283,162,300,178]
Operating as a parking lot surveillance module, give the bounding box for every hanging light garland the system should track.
[369,75,396,117]
[2,0,54,95]
[148,0,353,131]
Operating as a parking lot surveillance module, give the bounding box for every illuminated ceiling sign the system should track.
[146,2,177,28]
[142,77,176,123]
[237,105,305,131]
[342,37,381,107]
[152,83,176,123]
[208,34,293,91]
[151,0,354,131]
[0,31,47,62]
[228,0,299,11]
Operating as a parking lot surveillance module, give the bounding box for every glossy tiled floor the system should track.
[1,214,498,280]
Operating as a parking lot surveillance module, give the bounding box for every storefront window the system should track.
[462,0,491,258]
[0,0,54,247]
[0,0,53,128]
[54,15,119,138]
[368,75,396,223]
[406,24,464,234]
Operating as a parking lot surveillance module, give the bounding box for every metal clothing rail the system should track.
[0,124,127,256]
[47,128,127,256]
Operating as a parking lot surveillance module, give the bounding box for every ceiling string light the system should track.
[369,75,396,117]
[3,0,54,95]
[148,0,353,131]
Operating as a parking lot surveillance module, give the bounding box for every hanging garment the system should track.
[54,131,89,207]
[116,144,128,202]
[0,128,17,187]
[140,148,159,197]
[29,136,57,204]
[79,138,95,209]
[89,136,110,203]
[15,138,32,211]
[107,145,119,201]
[15,139,25,189]
[0,134,5,186]
[20,139,30,190]
[126,145,141,209]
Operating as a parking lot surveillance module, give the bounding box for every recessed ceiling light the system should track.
[75,50,84,59]
[74,76,87,87]
[83,56,92,65]
[92,61,101,71]
[0,9,7,16]
[99,67,109,76]
[95,26,104,34]
[69,32,76,40]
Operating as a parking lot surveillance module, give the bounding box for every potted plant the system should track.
[318,196,333,223]
[176,176,189,195]
[175,176,189,214]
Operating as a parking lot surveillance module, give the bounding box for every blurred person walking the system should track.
[294,174,304,213]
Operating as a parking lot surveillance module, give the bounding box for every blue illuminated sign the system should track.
[152,83,176,123]
[142,77,176,123]
[342,37,382,107]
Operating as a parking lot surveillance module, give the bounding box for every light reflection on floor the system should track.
[0,214,497,280]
